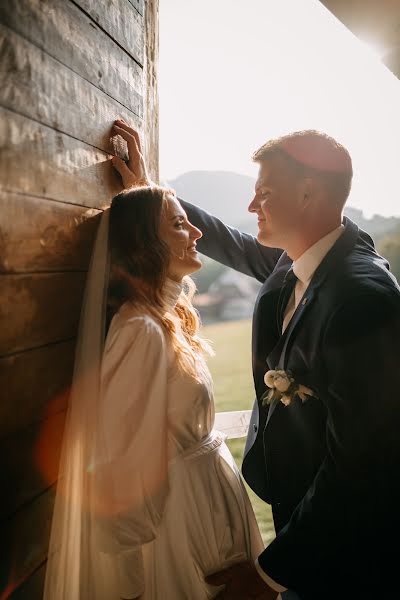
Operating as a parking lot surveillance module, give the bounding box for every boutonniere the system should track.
[261,369,317,407]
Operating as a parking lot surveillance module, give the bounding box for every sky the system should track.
[158,0,400,218]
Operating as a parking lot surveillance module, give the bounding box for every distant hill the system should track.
[167,170,400,240]
[343,207,400,241]
[167,170,256,229]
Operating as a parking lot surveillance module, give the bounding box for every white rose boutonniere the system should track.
[262,369,317,407]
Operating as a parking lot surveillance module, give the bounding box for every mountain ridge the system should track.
[167,170,400,238]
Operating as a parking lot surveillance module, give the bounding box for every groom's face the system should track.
[248,156,304,249]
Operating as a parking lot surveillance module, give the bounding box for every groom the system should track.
[112,123,400,599]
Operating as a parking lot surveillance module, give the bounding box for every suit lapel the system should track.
[252,252,292,369]
[265,288,316,424]
[264,217,360,427]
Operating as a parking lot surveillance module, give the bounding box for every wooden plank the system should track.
[0,272,86,356]
[0,191,101,274]
[74,0,144,65]
[0,340,75,438]
[0,0,143,117]
[1,486,56,598]
[127,0,145,17]
[0,108,122,208]
[0,412,65,520]
[9,563,46,600]
[144,0,160,181]
[0,24,142,151]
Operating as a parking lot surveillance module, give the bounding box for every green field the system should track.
[203,319,275,546]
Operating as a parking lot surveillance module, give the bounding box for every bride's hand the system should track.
[111,119,151,189]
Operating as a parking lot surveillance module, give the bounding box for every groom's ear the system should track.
[297,177,314,210]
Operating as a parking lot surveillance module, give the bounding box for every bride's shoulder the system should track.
[116,302,163,330]
[105,305,166,354]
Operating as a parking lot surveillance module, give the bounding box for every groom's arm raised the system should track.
[180,199,282,283]
[109,119,282,283]
[257,289,400,592]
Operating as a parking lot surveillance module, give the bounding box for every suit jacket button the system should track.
[253,424,258,433]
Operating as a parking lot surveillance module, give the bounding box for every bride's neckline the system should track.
[163,278,183,310]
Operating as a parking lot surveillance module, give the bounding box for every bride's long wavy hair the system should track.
[108,185,212,379]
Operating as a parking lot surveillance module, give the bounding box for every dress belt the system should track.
[173,429,227,463]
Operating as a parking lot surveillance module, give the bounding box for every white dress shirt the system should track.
[255,224,345,594]
[282,225,344,332]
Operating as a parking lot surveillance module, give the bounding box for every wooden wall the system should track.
[0,1,159,597]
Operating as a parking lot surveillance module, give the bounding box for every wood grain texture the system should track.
[0,0,143,116]
[74,0,144,65]
[0,108,122,208]
[0,0,159,597]
[0,24,142,151]
[127,0,145,17]
[0,340,74,438]
[1,486,56,597]
[0,412,65,520]
[144,0,160,182]
[0,272,86,355]
[0,191,101,273]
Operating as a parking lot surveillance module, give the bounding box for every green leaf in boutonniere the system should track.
[261,386,281,406]
[261,369,317,407]
[297,384,315,402]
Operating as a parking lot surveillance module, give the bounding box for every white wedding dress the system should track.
[97,279,263,599]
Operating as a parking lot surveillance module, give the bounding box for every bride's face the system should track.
[159,194,203,281]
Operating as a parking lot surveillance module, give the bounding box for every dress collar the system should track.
[163,278,183,310]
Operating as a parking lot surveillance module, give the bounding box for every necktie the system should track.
[277,268,298,332]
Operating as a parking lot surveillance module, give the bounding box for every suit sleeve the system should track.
[94,316,170,599]
[257,290,400,590]
[180,198,282,282]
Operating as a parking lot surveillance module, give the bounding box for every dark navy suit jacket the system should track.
[181,199,400,599]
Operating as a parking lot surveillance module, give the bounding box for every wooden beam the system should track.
[0,412,65,520]
[0,340,74,438]
[0,24,142,152]
[319,0,400,77]
[0,191,101,274]
[1,486,56,597]
[74,0,144,65]
[0,108,122,208]
[320,0,400,47]
[144,0,160,182]
[8,562,46,600]
[0,0,143,116]
[127,0,144,17]
[0,272,86,355]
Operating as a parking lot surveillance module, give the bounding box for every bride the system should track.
[43,121,263,599]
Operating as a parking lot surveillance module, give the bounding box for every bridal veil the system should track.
[43,209,117,599]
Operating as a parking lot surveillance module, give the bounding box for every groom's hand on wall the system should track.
[206,560,279,599]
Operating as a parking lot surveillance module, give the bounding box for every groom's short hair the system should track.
[253,130,353,205]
